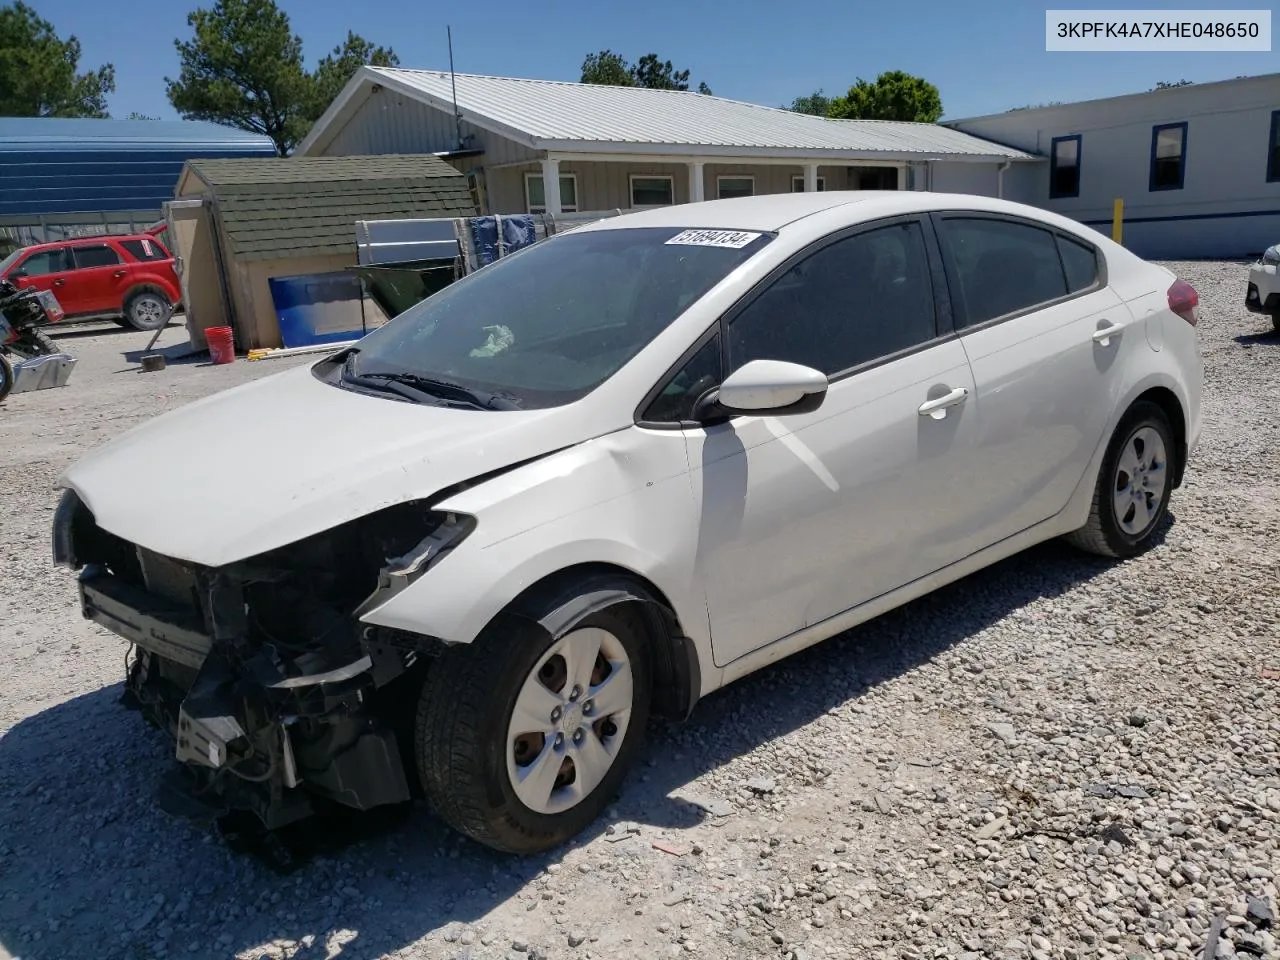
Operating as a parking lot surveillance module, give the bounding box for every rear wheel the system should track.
[30,328,57,356]
[0,352,13,402]
[124,289,172,331]
[416,605,651,853]
[1065,400,1176,558]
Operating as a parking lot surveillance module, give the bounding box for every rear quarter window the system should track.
[119,238,169,262]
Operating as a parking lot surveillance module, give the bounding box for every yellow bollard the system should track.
[1112,199,1124,245]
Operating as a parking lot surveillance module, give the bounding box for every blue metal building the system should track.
[0,117,276,247]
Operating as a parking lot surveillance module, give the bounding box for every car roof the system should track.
[569,191,1100,238]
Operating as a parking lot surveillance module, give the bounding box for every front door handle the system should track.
[1092,321,1124,346]
[52,278,64,286]
[918,386,969,419]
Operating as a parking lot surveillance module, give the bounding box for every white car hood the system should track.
[60,363,583,567]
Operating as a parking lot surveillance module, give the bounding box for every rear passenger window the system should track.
[1057,235,1099,293]
[937,217,1068,328]
[72,245,122,269]
[119,238,168,261]
[728,220,937,377]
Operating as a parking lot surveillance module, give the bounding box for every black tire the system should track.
[1272,312,1280,333]
[416,604,652,854]
[123,289,172,331]
[1065,400,1177,558]
[0,352,13,403]
[31,328,58,356]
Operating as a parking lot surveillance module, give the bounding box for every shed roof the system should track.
[184,154,475,261]
[298,68,1037,162]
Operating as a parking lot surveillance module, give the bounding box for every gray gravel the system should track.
[1,263,1278,960]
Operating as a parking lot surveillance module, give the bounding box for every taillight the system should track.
[1168,278,1199,326]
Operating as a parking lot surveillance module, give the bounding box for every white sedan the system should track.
[53,192,1203,853]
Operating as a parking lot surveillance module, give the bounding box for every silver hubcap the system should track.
[1112,425,1168,536]
[134,297,163,323]
[506,627,633,815]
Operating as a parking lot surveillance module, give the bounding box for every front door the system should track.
[930,213,1129,554]
[10,247,72,308]
[679,216,981,666]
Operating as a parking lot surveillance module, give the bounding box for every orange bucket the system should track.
[206,325,235,365]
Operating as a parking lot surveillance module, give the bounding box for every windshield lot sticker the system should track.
[666,229,761,249]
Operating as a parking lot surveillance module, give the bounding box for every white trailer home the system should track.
[947,74,1280,258]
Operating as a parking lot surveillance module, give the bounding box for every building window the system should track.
[1049,135,1081,199]
[717,176,754,200]
[630,175,674,207]
[1149,122,1187,191]
[525,173,578,213]
[790,175,826,192]
[1268,111,1280,183]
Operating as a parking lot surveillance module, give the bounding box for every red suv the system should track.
[0,234,182,331]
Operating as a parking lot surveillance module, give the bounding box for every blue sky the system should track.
[32,0,1280,122]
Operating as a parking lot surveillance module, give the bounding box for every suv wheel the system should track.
[416,605,651,853]
[124,290,172,331]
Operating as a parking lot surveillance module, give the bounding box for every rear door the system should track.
[68,242,129,314]
[931,212,1129,554]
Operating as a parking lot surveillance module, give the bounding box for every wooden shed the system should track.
[168,154,476,350]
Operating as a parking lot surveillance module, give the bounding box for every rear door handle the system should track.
[918,386,969,419]
[112,270,127,278]
[1092,321,1124,346]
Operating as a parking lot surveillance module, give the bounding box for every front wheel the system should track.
[416,605,651,853]
[1065,400,1176,558]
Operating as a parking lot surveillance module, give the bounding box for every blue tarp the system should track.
[466,214,538,269]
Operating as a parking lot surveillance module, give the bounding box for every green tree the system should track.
[309,30,398,120]
[580,49,711,94]
[126,111,160,120]
[1153,79,1192,89]
[786,90,832,116]
[581,50,635,87]
[167,0,396,155]
[827,70,942,123]
[0,1,115,117]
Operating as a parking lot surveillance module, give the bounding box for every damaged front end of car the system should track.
[52,488,473,829]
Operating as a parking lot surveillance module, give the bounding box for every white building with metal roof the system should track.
[297,67,1038,216]
[947,73,1280,258]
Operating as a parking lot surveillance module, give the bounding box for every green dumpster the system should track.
[350,258,459,319]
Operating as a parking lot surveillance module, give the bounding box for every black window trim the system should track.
[633,212,954,428]
[1149,121,1188,193]
[928,210,1108,336]
[1049,134,1082,199]
[1267,110,1280,183]
[70,242,123,269]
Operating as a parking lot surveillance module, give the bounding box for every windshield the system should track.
[343,226,772,409]
[0,248,25,276]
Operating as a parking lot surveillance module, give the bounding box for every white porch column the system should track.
[803,162,819,192]
[540,157,562,215]
[688,161,705,203]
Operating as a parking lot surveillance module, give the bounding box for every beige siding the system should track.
[484,161,855,214]
[323,94,538,166]
[167,202,226,350]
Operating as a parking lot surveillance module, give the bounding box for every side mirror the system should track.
[700,359,828,418]
[11,270,26,279]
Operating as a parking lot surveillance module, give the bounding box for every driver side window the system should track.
[643,333,722,423]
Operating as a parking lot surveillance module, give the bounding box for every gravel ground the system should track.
[1,264,1277,960]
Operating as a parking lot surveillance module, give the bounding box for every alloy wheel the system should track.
[505,626,634,815]
[1112,425,1168,537]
